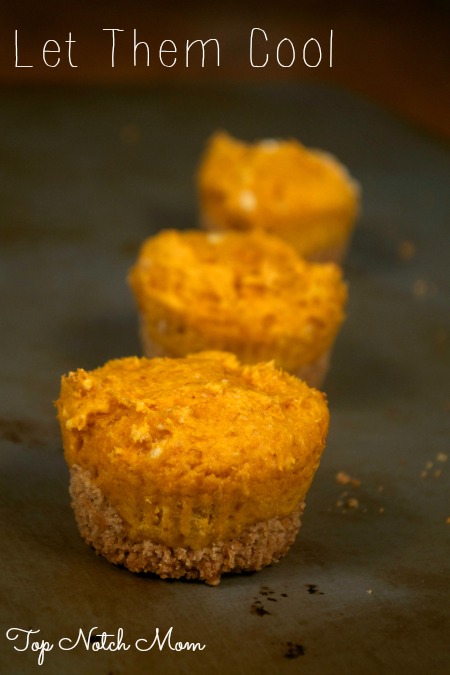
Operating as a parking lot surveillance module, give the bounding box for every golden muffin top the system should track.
[197,131,360,254]
[128,229,347,367]
[56,352,329,546]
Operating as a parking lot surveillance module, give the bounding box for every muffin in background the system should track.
[56,351,330,585]
[128,229,347,388]
[197,131,360,263]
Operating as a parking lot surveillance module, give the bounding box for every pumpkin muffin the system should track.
[197,131,360,262]
[56,351,329,585]
[128,229,347,388]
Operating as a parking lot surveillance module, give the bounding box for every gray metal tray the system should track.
[1,83,449,675]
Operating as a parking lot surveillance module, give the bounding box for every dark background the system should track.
[1,0,449,140]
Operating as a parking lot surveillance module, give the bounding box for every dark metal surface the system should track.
[0,83,449,675]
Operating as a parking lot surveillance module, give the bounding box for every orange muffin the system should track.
[128,229,347,388]
[198,131,360,262]
[56,351,330,585]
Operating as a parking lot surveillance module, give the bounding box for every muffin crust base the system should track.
[69,464,304,585]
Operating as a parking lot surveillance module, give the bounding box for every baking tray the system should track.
[0,83,449,675]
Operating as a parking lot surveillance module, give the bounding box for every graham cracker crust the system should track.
[69,464,304,586]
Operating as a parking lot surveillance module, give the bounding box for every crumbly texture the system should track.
[198,132,360,259]
[129,229,347,374]
[70,464,304,585]
[56,351,329,551]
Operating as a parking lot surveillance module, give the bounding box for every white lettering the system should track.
[185,38,220,67]
[250,27,269,68]
[303,38,322,68]
[159,40,177,68]
[7,625,204,663]
[14,30,32,68]
[42,40,60,68]
[136,626,173,651]
[103,28,124,67]
[66,33,77,67]
[329,29,333,67]
[134,30,150,66]
[276,37,295,67]
[59,626,98,651]
[6,628,53,666]
[135,627,206,652]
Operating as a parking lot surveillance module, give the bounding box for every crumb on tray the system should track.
[335,470,361,487]
[398,240,416,261]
